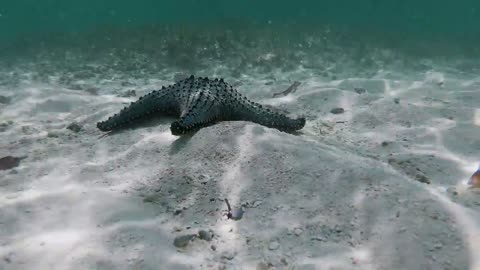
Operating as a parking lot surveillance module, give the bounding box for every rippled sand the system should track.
[0,46,479,270]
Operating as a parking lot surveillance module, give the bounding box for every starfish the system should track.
[97,75,306,135]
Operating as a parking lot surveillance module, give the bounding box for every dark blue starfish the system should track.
[97,75,305,135]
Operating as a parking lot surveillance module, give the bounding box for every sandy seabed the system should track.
[0,53,479,270]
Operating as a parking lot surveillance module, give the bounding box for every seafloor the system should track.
[0,25,479,270]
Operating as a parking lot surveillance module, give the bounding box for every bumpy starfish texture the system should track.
[97,75,306,135]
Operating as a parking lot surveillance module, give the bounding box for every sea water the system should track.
[1,1,480,270]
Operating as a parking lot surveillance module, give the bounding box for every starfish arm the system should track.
[233,100,305,132]
[170,92,222,135]
[97,88,178,131]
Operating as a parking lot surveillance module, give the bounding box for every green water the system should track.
[1,0,480,75]
[2,0,479,40]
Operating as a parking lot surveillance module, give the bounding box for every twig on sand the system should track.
[272,81,301,98]
[225,199,232,219]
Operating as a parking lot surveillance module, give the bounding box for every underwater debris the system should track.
[272,81,301,98]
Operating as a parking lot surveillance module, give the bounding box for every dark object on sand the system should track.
[67,122,82,132]
[330,108,345,114]
[272,81,301,98]
[97,76,305,135]
[224,198,244,221]
[0,156,26,170]
[354,88,366,94]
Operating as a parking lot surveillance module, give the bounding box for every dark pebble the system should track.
[198,230,213,241]
[0,156,25,170]
[394,98,400,104]
[67,122,82,132]
[381,141,389,147]
[330,108,345,114]
[173,234,196,248]
[415,174,431,184]
[354,88,366,94]
[229,208,244,221]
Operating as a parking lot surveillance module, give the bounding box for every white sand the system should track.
[0,62,479,270]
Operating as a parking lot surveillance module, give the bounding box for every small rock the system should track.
[220,251,235,260]
[173,234,196,248]
[381,141,389,147]
[229,208,244,221]
[268,240,280,250]
[173,209,183,216]
[0,95,11,104]
[211,245,216,251]
[0,156,25,170]
[415,174,431,184]
[198,230,213,241]
[354,87,366,94]
[66,122,82,132]
[394,98,400,104]
[311,236,324,241]
[47,131,60,138]
[330,108,344,114]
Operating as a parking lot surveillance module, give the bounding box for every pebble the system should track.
[394,97,400,104]
[220,251,235,260]
[354,87,366,94]
[229,208,244,221]
[66,122,82,133]
[415,174,431,184]
[198,230,213,241]
[47,131,61,138]
[173,234,196,248]
[330,108,345,114]
[0,156,25,170]
[311,236,325,241]
[268,240,280,250]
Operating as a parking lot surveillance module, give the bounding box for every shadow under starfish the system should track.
[96,75,306,136]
